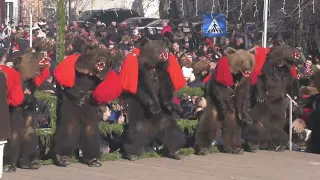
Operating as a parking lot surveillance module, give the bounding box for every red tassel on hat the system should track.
[34,66,50,87]
[266,48,271,53]
[250,47,267,85]
[132,48,140,56]
[0,65,24,107]
[291,65,297,79]
[167,54,186,91]
[250,72,259,86]
[54,54,80,87]
[205,38,214,48]
[203,73,212,84]
[92,70,122,104]
[13,41,19,52]
[24,32,29,39]
[214,56,234,86]
[120,52,139,94]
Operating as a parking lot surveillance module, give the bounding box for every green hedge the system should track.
[177,87,205,97]
[35,86,204,135]
[34,87,218,164]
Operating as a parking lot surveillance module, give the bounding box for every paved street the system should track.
[2,151,320,180]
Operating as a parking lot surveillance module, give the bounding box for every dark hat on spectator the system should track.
[307,55,314,60]
[107,33,118,43]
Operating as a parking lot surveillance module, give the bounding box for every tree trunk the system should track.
[132,0,145,17]
[315,28,320,53]
[56,0,65,63]
[298,12,304,47]
[159,0,167,19]
[169,0,180,20]
[241,17,248,50]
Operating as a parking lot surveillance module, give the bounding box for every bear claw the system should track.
[150,103,162,114]
[169,151,185,160]
[127,155,139,161]
[20,161,40,169]
[3,165,16,173]
[88,158,102,167]
[56,154,71,167]
[257,97,266,103]
[233,148,244,155]
[238,112,252,124]
[196,148,210,156]
[275,145,286,152]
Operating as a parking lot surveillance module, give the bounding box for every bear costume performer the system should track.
[53,47,122,167]
[194,48,256,155]
[242,45,300,152]
[1,51,51,172]
[0,69,11,141]
[120,39,187,161]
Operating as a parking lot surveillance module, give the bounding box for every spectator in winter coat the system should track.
[161,21,172,36]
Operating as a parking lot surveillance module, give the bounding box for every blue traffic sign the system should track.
[203,13,227,37]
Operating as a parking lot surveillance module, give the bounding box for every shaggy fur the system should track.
[195,48,255,155]
[13,52,44,80]
[299,71,320,153]
[54,47,120,167]
[124,39,175,114]
[242,45,301,152]
[3,52,50,171]
[122,39,186,159]
[305,104,320,153]
[313,71,320,92]
[0,71,11,140]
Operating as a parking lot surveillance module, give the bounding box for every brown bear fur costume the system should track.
[1,51,51,172]
[195,48,255,155]
[53,45,122,167]
[242,45,301,152]
[120,38,187,161]
[0,70,11,141]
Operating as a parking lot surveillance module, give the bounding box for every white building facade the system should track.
[4,0,19,24]
[81,0,160,18]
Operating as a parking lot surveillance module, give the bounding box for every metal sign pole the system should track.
[286,94,297,151]
[289,99,293,151]
[29,12,32,47]
[263,0,269,48]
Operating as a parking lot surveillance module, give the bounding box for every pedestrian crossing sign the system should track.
[203,13,226,37]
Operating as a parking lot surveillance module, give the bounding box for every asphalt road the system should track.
[2,151,320,180]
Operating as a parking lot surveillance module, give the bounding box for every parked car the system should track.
[78,9,140,25]
[120,17,158,30]
[192,22,203,32]
[144,19,204,34]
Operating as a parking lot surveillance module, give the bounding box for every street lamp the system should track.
[18,4,32,48]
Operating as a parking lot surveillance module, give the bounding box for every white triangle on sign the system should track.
[206,18,223,34]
